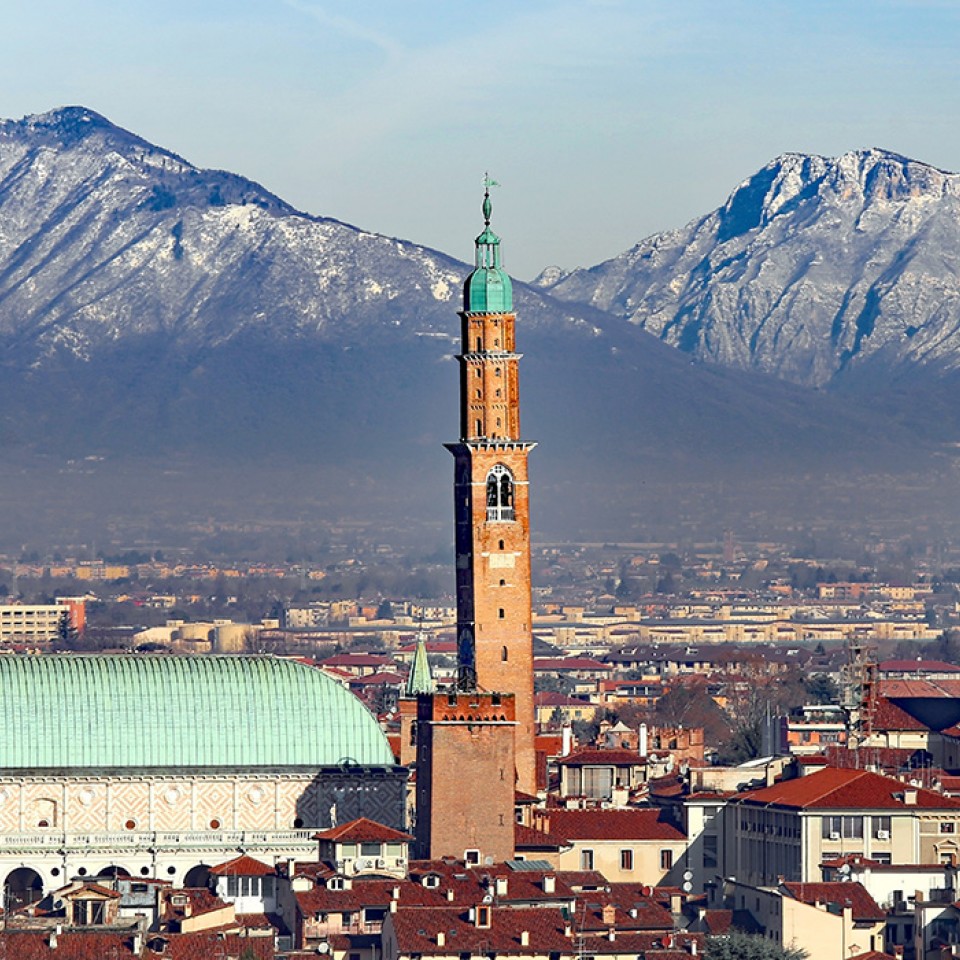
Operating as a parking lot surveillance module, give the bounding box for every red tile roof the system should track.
[871,697,930,732]
[389,905,573,955]
[162,931,275,958]
[536,808,686,841]
[210,855,275,877]
[880,678,960,698]
[534,691,595,708]
[700,909,734,934]
[514,823,569,850]
[781,881,885,922]
[738,766,960,810]
[557,748,645,767]
[880,660,960,673]
[313,817,412,843]
[0,932,138,958]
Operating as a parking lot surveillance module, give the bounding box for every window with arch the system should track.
[486,465,515,521]
[501,646,509,662]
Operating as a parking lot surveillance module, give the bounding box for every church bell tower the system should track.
[444,181,536,796]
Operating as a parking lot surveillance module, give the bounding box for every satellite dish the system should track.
[483,893,493,903]
[683,871,693,881]
[318,943,331,954]
[838,863,851,876]
[682,881,693,892]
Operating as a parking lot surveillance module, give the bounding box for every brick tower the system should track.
[444,181,537,796]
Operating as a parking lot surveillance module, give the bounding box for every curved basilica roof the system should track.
[0,655,395,770]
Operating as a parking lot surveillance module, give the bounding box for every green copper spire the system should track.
[463,175,513,313]
[406,631,435,696]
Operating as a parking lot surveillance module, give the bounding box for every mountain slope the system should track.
[0,109,957,548]
[536,149,960,388]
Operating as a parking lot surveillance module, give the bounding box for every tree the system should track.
[571,718,600,745]
[706,932,807,960]
[804,673,839,705]
[56,610,80,648]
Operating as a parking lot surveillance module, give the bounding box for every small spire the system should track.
[406,630,434,696]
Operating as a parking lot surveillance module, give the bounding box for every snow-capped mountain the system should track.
[0,106,475,359]
[536,149,960,387]
[0,109,957,547]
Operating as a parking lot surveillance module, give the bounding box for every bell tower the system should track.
[444,180,536,795]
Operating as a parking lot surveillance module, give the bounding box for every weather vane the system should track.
[481,173,500,225]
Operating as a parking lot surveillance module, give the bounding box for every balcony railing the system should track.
[0,829,317,853]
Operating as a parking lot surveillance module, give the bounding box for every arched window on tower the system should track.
[486,465,515,522]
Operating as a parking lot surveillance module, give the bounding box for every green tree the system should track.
[804,673,839,705]
[56,610,80,648]
[706,932,807,960]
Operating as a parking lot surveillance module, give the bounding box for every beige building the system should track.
[531,808,687,885]
[0,600,82,644]
[724,766,960,887]
[721,879,886,960]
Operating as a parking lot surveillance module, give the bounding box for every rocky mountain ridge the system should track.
[536,148,960,387]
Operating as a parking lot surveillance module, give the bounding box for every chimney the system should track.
[904,788,918,805]
[495,876,508,897]
[446,888,455,901]
[561,723,573,758]
[390,899,398,913]
[639,723,649,758]
[520,930,530,946]
[690,940,698,956]
[437,932,446,947]
[48,930,58,950]
[393,885,400,900]
[543,875,556,894]
[602,903,617,926]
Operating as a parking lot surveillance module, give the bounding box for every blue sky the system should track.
[3,0,960,278]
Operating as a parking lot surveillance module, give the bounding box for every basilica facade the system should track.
[0,655,404,905]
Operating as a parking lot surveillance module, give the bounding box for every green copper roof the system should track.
[463,182,513,314]
[0,655,395,770]
[405,633,434,696]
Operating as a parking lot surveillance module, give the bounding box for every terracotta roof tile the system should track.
[781,881,885,922]
[514,823,569,850]
[0,932,138,958]
[389,905,572,955]
[210,855,275,877]
[738,766,960,810]
[313,817,413,843]
[557,748,645,767]
[871,697,930,732]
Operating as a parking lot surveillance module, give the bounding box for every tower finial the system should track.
[481,173,500,225]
